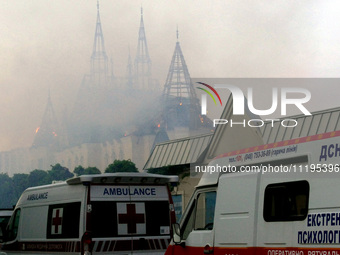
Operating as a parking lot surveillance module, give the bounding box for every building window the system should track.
[264,180,309,222]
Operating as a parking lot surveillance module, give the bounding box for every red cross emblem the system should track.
[117,203,146,235]
[51,208,63,234]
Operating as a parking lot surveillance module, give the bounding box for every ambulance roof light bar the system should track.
[66,173,179,185]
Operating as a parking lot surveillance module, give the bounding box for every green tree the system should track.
[105,159,138,173]
[74,166,101,176]
[12,173,29,198]
[28,169,51,187]
[74,165,85,176]
[0,173,16,208]
[84,167,101,175]
[48,164,74,181]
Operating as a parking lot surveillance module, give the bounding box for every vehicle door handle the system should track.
[204,244,213,254]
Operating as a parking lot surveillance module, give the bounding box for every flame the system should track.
[157,124,161,128]
[35,127,40,133]
[179,102,182,106]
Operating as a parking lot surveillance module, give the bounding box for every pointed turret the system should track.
[163,28,198,100]
[134,7,152,90]
[91,1,109,86]
[162,29,210,130]
[32,91,60,148]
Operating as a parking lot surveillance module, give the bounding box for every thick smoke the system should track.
[1,1,340,151]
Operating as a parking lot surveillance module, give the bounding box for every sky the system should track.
[1,0,340,151]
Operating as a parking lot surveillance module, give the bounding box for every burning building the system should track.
[0,3,212,175]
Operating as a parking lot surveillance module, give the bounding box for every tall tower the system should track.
[91,1,109,86]
[69,1,116,146]
[134,7,152,90]
[162,30,209,130]
[126,47,134,89]
[32,91,60,148]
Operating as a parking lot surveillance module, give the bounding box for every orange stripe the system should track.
[166,245,340,255]
[215,130,340,159]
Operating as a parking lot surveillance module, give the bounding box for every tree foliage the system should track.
[74,165,85,176]
[0,173,16,208]
[12,173,29,198]
[105,159,138,173]
[74,166,101,176]
[0,159,140,208]
[0,164,73,208]
[48,164,74,181]
[84,167,101,175]
[28,170,51,187]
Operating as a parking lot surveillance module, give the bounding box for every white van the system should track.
[166,130,340,255]
[0,173,178,255]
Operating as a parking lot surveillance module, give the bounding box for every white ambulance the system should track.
[0,173,178,255]
[166,130,340,255]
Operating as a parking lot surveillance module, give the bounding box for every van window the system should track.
[194,192,216,230]
[264,180,309,222]
[91,201,170,237]
[46,202,81,239]
[181,202,195,240]
[0,215,11,241]
[6,209,21,241]
[181,191,216,240]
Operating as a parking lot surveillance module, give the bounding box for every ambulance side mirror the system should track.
[172,223,182,244]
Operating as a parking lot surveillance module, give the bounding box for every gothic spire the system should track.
[134,6,152,90]
[162,30,203,130]
[91,0,109,86]
[163,30,197,99]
